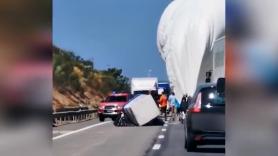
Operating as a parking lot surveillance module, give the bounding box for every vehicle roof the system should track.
[132,77,158,80]
[191,83,216,102]
[108,93,129,96]
[196,83,216,89]
[158,81,169,84]
[193,83,216,96]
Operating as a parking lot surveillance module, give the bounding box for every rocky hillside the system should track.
[53,46,130,111]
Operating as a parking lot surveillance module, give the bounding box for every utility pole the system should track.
[148,69,152,77]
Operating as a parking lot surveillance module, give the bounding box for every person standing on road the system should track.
[168,92,179,121]
[180,94,189,111]
[179,94,190,123]
[168,92,175,114]
[159,91,168,121]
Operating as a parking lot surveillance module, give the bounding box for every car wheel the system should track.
[99,115,105,122]
[184,135,188,149]
[187,137,196,151]
[186,129,196,152]
[112,117,117,121]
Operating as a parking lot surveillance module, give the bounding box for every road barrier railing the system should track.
[53,109,98,126]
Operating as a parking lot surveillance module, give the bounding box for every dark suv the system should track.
[184,80,225,151]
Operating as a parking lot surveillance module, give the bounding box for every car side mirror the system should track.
[216,78,225,95]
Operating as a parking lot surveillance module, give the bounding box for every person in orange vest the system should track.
[159,91,168,121]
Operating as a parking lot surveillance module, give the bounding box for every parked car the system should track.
[98,93,129,122]
[184,78,225,151]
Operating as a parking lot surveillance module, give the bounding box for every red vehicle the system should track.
[98,93,129,122]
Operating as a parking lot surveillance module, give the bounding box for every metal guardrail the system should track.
[53,109,98,126]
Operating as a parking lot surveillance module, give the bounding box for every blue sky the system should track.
[53,0,170,80]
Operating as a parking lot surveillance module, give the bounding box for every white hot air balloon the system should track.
[157,0,225,100]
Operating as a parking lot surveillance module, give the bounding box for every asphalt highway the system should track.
[53,117,225,156]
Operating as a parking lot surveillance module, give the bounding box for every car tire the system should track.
[99,115,105,122]
[187,136,196,152]
[112,117,117,121]
[186,129,196,152]
[184,135,187,149]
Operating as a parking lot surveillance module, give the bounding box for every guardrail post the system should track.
[59,117,62,125]
[53,110,97,126]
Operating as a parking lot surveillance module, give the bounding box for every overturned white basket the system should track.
[124,94,160,126]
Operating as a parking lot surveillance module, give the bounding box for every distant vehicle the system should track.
[131,77,158,95]
[158,81,171,96]
[184,78,225,151]
[130,77,159,102]
[98,93,129,122]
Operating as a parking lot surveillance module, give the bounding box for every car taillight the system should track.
[190,93,202,113]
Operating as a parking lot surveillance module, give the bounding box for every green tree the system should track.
[53,46,130,97]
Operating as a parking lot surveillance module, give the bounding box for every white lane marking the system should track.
[53,130,72,134]
[161,128,167,132]
[53,121,112,140]
[152,144,161,150]
[168,122,179,125]
[163,124,168,127]
[158,135,165,139]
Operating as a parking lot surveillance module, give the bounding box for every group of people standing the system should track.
[158,91,191,121]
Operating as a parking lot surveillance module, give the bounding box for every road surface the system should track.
[53,117,224,156]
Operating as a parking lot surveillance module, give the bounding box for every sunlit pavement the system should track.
[146,117,225,156]
[53,116,224,156]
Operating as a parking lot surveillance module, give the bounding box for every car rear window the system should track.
[201,87,225,106]
[106,96,127,102]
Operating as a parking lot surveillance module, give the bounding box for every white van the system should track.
[130,77,158,95]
